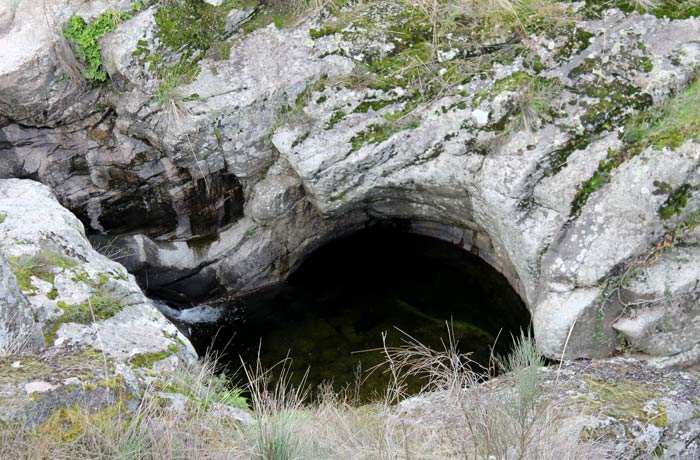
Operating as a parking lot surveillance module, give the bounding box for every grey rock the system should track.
[0,252,43,355]
[2,1,700,368]
[0,178,196,366]
[0,0,132,126]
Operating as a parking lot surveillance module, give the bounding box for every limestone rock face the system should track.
[0,179,194,364]
[1,0,700,366]
[0,252,43,355]
[0,0,133,126]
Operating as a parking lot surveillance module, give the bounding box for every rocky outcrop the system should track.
[0,178,197,427]
[0,252,43,355]
[0,178,193,363]
[399,358,700,458]
[1,0,700,366]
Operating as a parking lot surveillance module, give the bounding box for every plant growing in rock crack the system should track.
[63,9,135,83]
[509,76,561,132]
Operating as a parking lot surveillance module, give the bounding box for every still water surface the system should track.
[182,229,530,400]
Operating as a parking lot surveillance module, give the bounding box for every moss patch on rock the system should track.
[571,77,700,215]
[45,275,124,347]
[7,251,78,295]
[584,0,700,20]
[129,344,178,369]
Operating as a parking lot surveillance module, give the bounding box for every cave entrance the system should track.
[189,227,530,400]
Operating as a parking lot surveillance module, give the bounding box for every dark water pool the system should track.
[181,229,531,400]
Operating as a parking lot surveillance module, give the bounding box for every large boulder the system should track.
[398,358,700,458]
[0,178,197,428]
[0,178,194,364]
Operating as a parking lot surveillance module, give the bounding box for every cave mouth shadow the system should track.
[187,226,532,401]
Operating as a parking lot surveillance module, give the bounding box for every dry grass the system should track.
[0,331,616,460]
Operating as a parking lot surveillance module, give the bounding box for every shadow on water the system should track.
[176,228,531,402]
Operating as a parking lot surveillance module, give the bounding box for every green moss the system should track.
[577,80,653,133]
[350,121,418,151]
[0,212,6,224]
[473,71,536,107]
[46,285,123,346]
[329,191,346,202]
[47,286,59,300]
[578,377,668,429]
[326,109,346,129]
[59,290,123,324]
[64,9,135,82]
[552,23,594,62]
[546,136,592,176]
[71,272,90,284]
[571,148,617,216]
[572,78,700,214]
[32,404,129,444]
[310,26,341,39]
[353,99,396,114]
[659,184,694,220]
[129,344,178,368]
[139,0,243,102]
[584,0,700,19]
[7,251,78,294]
[291,131,310,147]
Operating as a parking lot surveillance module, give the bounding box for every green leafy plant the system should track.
[63,10,134,82]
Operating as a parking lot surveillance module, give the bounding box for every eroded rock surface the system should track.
[1,0,700,367]
[398,358,700,458]
[0,178,196,428]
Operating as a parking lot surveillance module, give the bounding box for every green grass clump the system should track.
[164,361,249,412]
[624,79,700,152]
[0,212,6,224]
[64,10,134,82]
